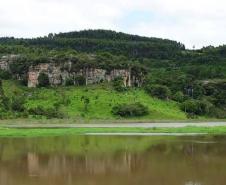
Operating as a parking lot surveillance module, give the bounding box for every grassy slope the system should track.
[2,80,187,120]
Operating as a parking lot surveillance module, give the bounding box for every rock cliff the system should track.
[0,55,145,88]
[28,62,136,87]
[0,55,19,71]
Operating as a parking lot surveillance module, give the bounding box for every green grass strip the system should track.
[0,126,226,137]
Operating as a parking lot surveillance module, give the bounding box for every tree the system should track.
[181,99,213,116]
[38,73,50,87]
[0,69,11,80]
[112,77,126,92]
[0,80,9,111]
[146,84,171,100]
[172,91,185,103]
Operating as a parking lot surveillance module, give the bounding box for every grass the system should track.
[2,80,187,120]
[0,126,226,137]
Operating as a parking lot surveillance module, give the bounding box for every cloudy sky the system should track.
[0,0,226,48]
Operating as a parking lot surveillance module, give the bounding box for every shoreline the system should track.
[0,126,226,137]
[1,120,226,129]
[0,118,226,126]
[0,119,226,137]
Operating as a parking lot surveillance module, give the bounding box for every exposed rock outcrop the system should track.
[0,55,145,88]
[27,62,136,88]
[28,63,64,87]
[0,55,19,71]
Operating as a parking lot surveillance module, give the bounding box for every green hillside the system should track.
[2,80,186,120]
[0,30,226,120]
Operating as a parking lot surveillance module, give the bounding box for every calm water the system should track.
[0,135,226,185]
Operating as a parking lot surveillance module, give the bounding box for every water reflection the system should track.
[0,135,226,185]
[185,182,202,185]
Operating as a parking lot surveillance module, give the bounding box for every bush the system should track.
[81,96,90,112]
[172,91,185,103]
[112,102,149,117]
[28,106,64,119]
[65,76,86,86]
[193,84,205,99]
[38,73,50,87]
[11,96,25,112]
[20,76,28,86]
[0,69,11,80]
[0,111,13,120]
[75,75,86,86]
[65,77,74,86]
[146,84,171,100]
[112,77,126,92]
[0,80,10,111]
[209,107,226,119]
[180,99,213,116]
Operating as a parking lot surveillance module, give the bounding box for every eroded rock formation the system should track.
[0,55,145,88]
[0,55,19,71]
[27,62,139,88]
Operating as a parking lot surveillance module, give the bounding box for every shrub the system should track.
[0,80,10,111]
[146,84,171,100]
[193,84,205,99]
[181,99,213,116]
[65,77,74,86]
[65,76,86,86]
[74,75,86,86]
[214,91,226,106]
[172,91,185,103]
[38,73,50,87]
[112,77,126,92]
[209,107,226,119]
[20,76,28,86]
[81,96,90,112]
[112,102,149,117]
[11,96,25,112]
[28,106,64,119]
[0,69,11,80]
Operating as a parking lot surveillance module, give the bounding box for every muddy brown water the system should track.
[0,135,226,185]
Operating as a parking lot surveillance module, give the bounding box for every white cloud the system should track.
[0,0,226,48]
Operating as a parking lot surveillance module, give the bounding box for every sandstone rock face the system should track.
[28,63,64,87]
[28,71,39,88]
[0,55,19,71]
[27,62,139,88]
[0,60,9,71]
[85,68,107,85]
[0,55,144,88]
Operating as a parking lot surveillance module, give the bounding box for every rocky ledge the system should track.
[0,55,145,88]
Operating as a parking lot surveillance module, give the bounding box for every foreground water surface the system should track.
[0,135,226,185]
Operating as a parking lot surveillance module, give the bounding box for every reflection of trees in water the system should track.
[1,136,226,185]
[27,153,39,176]
[0,170,8,185]
[185,181,202,185]
[26,151,141,176]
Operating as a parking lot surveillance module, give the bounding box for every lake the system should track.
[0,135,226,185]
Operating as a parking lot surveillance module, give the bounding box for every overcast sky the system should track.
[0,0,226,49]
